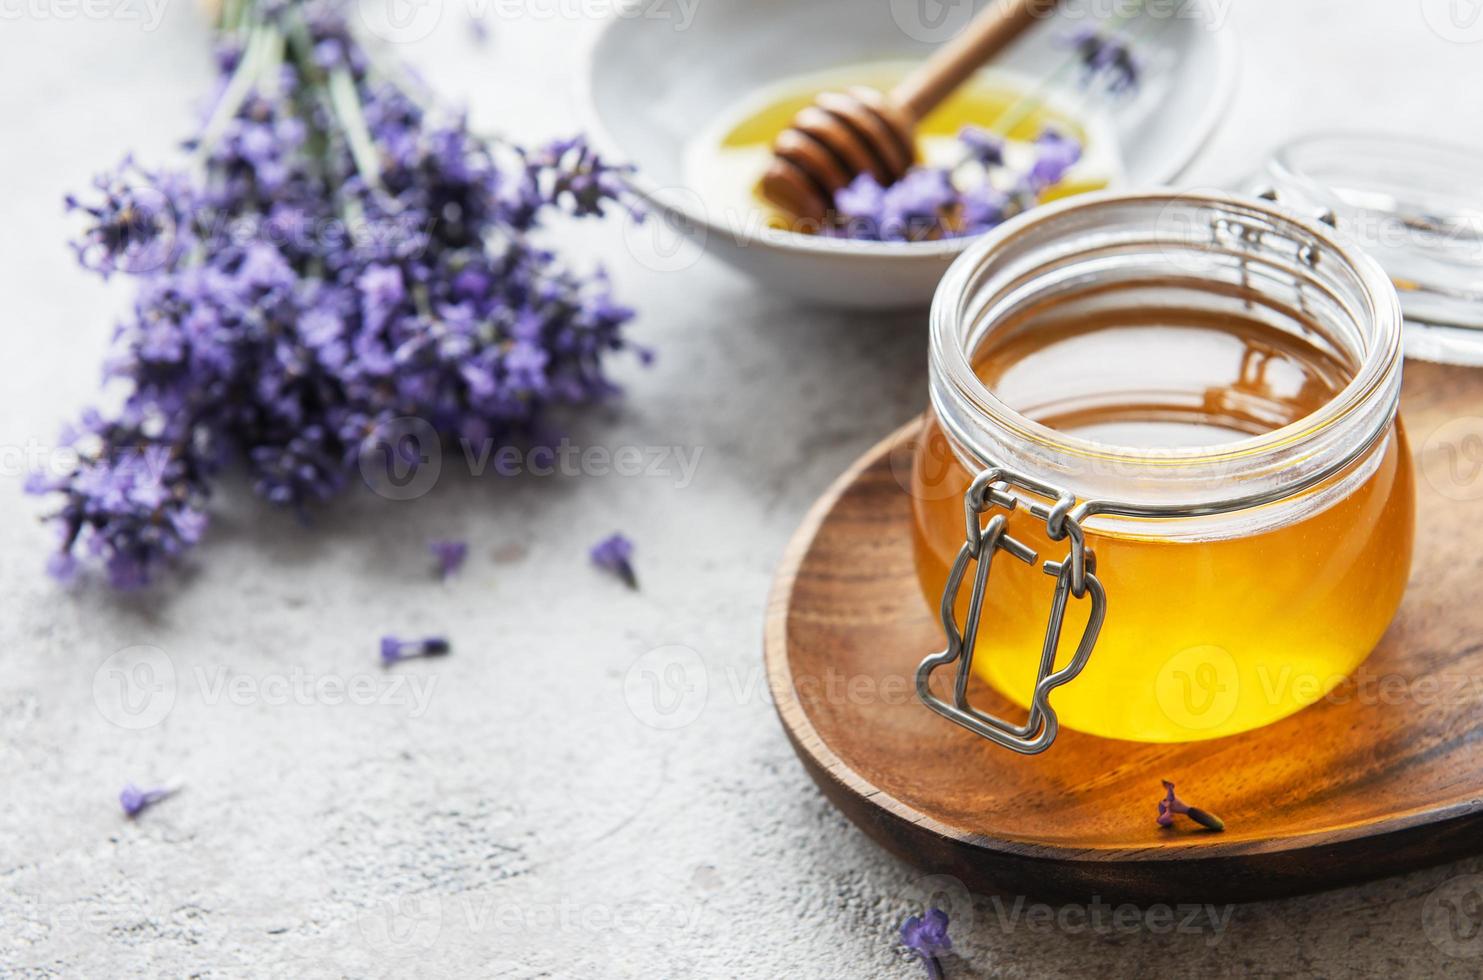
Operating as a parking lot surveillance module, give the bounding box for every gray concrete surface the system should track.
[4,1,1483,977]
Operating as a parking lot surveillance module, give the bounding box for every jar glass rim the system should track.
[929,189,1404,494]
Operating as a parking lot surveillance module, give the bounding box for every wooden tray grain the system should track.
[764,360,1483,904]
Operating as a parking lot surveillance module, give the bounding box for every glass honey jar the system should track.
[911,190,1413,750]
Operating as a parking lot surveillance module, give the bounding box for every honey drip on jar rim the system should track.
[910,295,1415,743]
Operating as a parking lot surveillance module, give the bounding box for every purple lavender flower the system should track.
[64,157,186,277]
[901,908,951,979]
[380,634,452,666]
[959,182,1009,233]
[836,171,877,226]
[1024,128,1083,192]
[1065,27,1141,95]
[525,135,640,221]
[880,168,956,242]
[120,783,175,818]
[46,551,80,584]
[958,125,1005,167]
[429,538,468,580]
[32,1,645,588]
[1157,780,1225,831]
[828,125,1082,242]
[467,13,490,46]
[590,532,637,589]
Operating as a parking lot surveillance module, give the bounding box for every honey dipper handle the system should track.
[891,0,1057,122]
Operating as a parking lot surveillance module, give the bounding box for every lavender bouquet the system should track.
[29,0,643,588]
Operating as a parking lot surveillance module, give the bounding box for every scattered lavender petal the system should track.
[880,168,957,241]
[380,634,452,666]
[1025,127,1083,191]
[959,182,1009,234]
[958,125,1005,167]
[1158,779,1224,831]
[428,538,468,580]
[1064,27,1141,95]
[590,532,637,589]
[467,13,490,45]
[901,908,952,979]
[46,551,79,584]
[120,783,175,818]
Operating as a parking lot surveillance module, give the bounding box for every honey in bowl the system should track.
[683,64,1119,234]
[911,280,1415,743]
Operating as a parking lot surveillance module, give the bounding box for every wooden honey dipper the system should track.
[760,0,1057,223]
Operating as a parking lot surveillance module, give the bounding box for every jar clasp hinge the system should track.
[915,467,1107,755]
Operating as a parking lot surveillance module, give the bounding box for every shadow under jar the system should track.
[910,191,1414,748]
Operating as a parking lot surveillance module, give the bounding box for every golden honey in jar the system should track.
[911,191,1413,745]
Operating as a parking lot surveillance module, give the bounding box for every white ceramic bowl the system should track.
[582,0,1238,309]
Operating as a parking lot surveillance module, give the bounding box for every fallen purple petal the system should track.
[1158,779,1224,831]
[120,782,175,818]
[1025,127,1083,192]
[900,907,951,979]
[428,538,468,581]
[958,125,1005,167]
[590,532,637,589]
[1063,27,1142,95]
[380,634,452,666]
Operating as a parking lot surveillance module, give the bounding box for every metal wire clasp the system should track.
[915,467,1107,754]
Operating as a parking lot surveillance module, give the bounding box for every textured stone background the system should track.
[4,1,1483,977]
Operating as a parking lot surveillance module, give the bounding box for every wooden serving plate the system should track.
[764,360,1483,904]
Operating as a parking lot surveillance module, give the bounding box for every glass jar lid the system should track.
[1262,132,1483,364]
